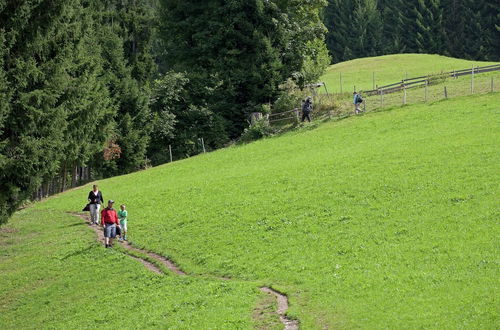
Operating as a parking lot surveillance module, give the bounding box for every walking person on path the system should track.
[353,91,364,114]
[118,204,128,242]
[101,200,120,248]
[301,96,313,122]
[88,185,103,225]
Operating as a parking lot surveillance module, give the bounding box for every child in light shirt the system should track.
[118,204,128,241]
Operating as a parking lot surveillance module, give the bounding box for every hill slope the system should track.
[320,54,499,93]
[2,93,499,328]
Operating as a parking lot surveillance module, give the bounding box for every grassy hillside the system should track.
[2,93,499,328]
[320,54,499,93]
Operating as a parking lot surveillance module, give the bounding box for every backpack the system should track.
[356,94,363,103]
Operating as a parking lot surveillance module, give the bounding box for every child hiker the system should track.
[118,204,128,241]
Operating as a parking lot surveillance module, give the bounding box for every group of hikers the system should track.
[300,91,364,122]
[87,184,128,248]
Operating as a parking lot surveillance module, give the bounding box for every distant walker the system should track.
[302,96,313,122]
[353,91,364,114]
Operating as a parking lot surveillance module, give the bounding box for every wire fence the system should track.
[364,73,499,112]
[364,64,500,96]
[269,69,500,126]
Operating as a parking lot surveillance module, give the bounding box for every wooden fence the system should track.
[268,108,300,124]
[364,64,500,96]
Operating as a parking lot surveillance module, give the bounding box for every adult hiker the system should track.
[353,91,364,114]
[88,184,104,225]
[301,96,313,122]
[101,200,120,248]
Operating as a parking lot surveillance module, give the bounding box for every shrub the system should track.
[239,118,275,143]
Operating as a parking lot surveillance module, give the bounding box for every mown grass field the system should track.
[2,93,499,328]
[320,54,499,93]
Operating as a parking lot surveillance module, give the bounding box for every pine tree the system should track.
[442,0,466,58]
[461,0,490,60]
[482,0,500,61]
[58,10,115,188]
[352,0,383,57]
[0,23,10,224]
[0,0,97,223]
[411,0,446,54]
[379,0,409,54]
[324,0,357,62]
[89,0,156,176]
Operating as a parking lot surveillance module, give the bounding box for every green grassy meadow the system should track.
[2,93,499,328]
[320,54,499,93]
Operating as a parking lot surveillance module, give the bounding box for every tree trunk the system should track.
[61,165,67,193]
[71,162,78,188]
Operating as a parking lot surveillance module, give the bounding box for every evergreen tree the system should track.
[324,0,356,62]
[58,14,115,188]
[380,0,409,54]
[411,0,446,54]
[0,0,108,224]
[352,0,383,57]
[477,0,500,61]
[461,0,490,60]
[90,0,156,176]
[324,0,498,61]
[489,0,500,60]
[0,23,10,224]
[442,0,466,58]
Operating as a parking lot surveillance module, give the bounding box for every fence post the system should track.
[363,99,366,112]
[294,108,300,123]
[471,65,475,94]
[403,85,407,105]
[372,72,375,90]
[201,138,206,153]
[169,145,173,163]
[444,86,448,99]
[380,90,384,108]
[491,77,494,93]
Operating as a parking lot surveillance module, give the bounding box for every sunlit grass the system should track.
[320,54,499,93]
[6,93,496,328]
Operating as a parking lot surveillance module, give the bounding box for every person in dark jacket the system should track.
[88,185,104,225]
[301,96,313,122]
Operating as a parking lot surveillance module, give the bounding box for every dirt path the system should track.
[260,287,299,330]
[71,212,298,329]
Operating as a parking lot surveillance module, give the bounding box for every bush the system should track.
[273,79,306,114]
[239,118,275,143]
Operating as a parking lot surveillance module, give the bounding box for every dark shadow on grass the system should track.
[60,245,94,260]
[67,221,86,227]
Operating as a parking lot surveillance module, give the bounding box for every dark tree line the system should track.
[324,0,500,63]
[0,0,329,224]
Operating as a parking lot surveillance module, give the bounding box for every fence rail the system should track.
[268,108,300,123]
[365,64,500,96]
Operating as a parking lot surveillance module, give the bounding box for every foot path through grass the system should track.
[73,212,298,330]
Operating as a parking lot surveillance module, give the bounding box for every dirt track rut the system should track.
[72,212,298,329]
